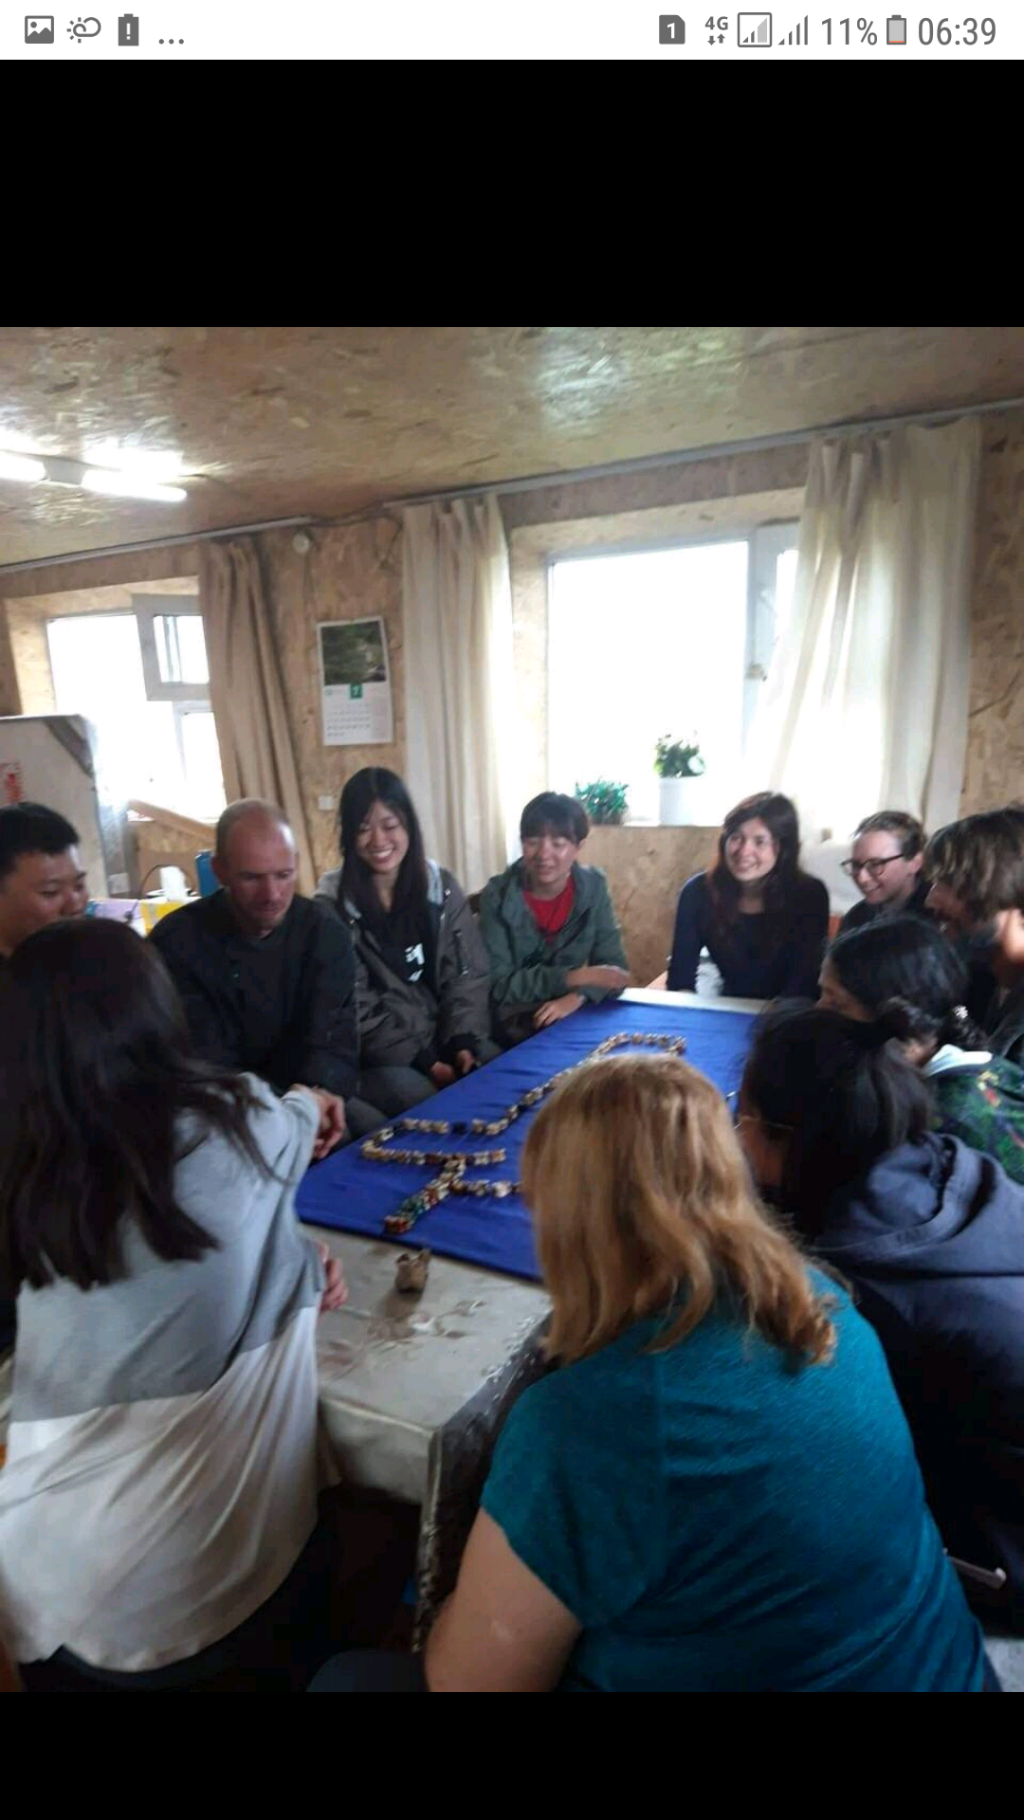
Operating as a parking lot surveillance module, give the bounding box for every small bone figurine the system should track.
[395,1249,431,1294]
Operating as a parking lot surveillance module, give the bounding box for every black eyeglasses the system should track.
[840,854,906,881]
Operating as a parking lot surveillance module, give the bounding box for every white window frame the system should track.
[743,521,801,746]
[134,597,210,704]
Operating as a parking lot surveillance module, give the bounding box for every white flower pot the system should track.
[658,776,703,826]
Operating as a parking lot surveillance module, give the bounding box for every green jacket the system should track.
[928,1048,1024,1187]
[480,860,628,1039]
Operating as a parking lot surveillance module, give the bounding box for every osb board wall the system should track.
[258,518,404,881]
[586,824,720,986]
[962,410,1024,813]
[0,608,19,716]
[508,481,808,801]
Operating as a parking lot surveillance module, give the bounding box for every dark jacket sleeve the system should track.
[480,878,571,1008]
[436,872,492,1056]
[574,871,629,1004]
[777,876,831,999]
[149,911,239,1068]
[293,905,360,1099]
[666,875,707,992]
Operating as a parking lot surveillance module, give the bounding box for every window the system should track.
[47,607,225,822]
[548,525,799,825]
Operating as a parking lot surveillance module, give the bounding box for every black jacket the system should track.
[150,889,359,1099]
[837,874,932,935]
[802,1135,1024,1615]
[316,860,491,1072]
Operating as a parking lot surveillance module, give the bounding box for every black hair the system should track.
[741,1002,932,1236]
[0,802,80,884]
[706,791,809,940]
[520,792,589,846]
[0,918,274,1293]
[826,913,987,1052]
[338,767,429,923]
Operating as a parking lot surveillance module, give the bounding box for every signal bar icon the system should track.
[738,12,772,44]
[783,13,809,41]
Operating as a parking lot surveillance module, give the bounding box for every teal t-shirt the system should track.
[481,1273,984,1692]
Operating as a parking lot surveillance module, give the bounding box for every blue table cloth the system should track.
[297,999,756,1283]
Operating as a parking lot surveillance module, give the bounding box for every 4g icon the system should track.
[706,13,728,40]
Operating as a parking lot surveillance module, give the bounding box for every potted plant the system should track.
[654,735,705,826]
[575,779,628,827]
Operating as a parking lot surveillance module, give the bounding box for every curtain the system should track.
[402,495,517,891]
[748,418,981,844]
[200,537,315,895]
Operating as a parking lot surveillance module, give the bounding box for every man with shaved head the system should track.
[150,799,361,1148]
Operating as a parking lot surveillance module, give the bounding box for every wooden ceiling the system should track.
[1,326,1022,567]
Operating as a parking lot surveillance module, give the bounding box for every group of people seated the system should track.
[2,777,1024,1691]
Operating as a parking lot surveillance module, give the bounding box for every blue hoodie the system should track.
[809,1134,1024,1619]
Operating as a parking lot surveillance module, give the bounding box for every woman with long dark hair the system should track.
[317,767,494,1117]
[739,1002,1024,1633]
[666,791,829,1000]
[820,913,1024,1184]
[311,1053,989,1691]
[0,919,347,1692]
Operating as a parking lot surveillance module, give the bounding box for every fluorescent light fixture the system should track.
[81,469,186,504]
[0,430,45,457]
[85,440,184,481]
[0,452,46,483]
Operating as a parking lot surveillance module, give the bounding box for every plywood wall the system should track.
[961,411,1024,814]
[259,518,404,882]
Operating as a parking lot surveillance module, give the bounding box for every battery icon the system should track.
[886,14,906,41]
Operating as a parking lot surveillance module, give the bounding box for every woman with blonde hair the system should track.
[312,1053,991,1692]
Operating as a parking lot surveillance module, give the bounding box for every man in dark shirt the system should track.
[151,799,362,1147]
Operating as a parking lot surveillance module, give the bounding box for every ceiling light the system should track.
[81,469,186,504]
[0,452,46,483]
[86,440,184,481]
[0,431,45,458]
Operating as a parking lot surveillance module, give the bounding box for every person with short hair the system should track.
[925,807,1024,1066]
[820,913,1024,1185]
[666,791,829,1000]
[0,802,89,962]
[838,810,929,934]
[480,792,630,1046]
[150,799,359,1146]
[316,767,496,1116]
[0,919,348,1691]
[311,1053,990,1691]
[740,1002,1024,1630]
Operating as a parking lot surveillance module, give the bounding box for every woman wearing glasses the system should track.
[838,812,929,934]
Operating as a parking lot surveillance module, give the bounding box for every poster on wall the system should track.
[1,761,24,805]
[317,617,394,747]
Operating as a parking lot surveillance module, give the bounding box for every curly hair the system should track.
[925,806,1024,924]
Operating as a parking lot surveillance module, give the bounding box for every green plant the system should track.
[575,779,628,826]
[654,734,705,779]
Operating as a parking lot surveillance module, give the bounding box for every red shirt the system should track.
[524,876,575,941]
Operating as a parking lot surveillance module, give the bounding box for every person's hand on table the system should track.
[430,1060,457,1088]
[534,991,585,1029]
[565,965,633,994]
[314,1240,349,1313]
[292,1085,347,1159]
[454,1049,479,1076]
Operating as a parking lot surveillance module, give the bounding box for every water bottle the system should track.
[195,850,217,897]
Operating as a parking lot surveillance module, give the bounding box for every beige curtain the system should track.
[748,418,981,844]
[200,537,315,894]
[402,495,517,891]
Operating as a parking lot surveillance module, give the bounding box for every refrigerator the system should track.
[0,713,132,896]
